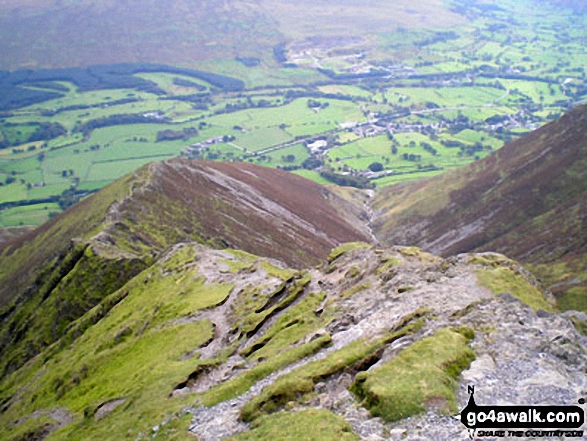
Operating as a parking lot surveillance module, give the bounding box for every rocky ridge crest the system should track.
[3,241,584,440]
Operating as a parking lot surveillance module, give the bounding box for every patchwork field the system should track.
[0,0,585,228]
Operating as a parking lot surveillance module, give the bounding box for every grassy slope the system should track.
[0,245,228,441]
[0,243,346,440]
[373,104,587,311]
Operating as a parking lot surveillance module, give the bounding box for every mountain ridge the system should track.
[0,159,368,377]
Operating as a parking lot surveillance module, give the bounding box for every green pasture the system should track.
[233,128,292,152]
[261,143,311,167]
[208,99,365,133]
[0,183,29,204]
[292,169,332,185]
[18,88,156,113]
[452,130,503,149]
[384,86,504,108]
[284,123,338,138]
[1,124,37,145]
[86,157,171,182]
[135,72,211,94]
[326,128,492,176]
[318,85,373,99]
[199,59,327,88]
[0,203,61,227]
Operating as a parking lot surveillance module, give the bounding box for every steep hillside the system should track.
[373,104,587,311]
[0,159,368,376]
[1,242,584,440]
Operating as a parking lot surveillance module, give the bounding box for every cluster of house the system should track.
[185,136,226,155]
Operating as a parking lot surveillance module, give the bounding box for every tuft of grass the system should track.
[477,267,554,312]
[397,246,442,264]
[327,242,371,263]
[220,249,258,273]
[345,265,361,279]
[341,283,371,300]
[557,287,587,313]
[219,258,255,273]
[228,409,358,441]
[259,261,297,281]
[570,317,587,337]
[376,256,402,276]
[469,253,513,268]
[350,327,475,422]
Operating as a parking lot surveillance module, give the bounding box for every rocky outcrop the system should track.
[1,242,584,440]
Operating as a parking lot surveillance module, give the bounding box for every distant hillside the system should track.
[0,0,463,70]
[540,0,587,13]
[373,104,587,311]
[0,159,368,375]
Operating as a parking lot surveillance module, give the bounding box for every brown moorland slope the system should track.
[0,159,368,375]
[373,104,587,310]
[108,159,371,267]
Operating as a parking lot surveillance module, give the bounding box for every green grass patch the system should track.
[569,315,587,337]
[261,144,310,167]
[477,267,554,312]
[0,203,61,227]
[234,128,293,152]
[259,261,296,281]
[341,283,372,300]
[231,273,312,337]
[556,287,587,313]
[350,327,475,422]
[291,169,332,185]
[229,409,358,441]
[377,256,402,273]
[328,242,371,263]
[240,291,330,363]
[0,319,214,441]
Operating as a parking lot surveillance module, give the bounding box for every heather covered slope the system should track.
[2,242,582,441]
[127,159,370,267]
[373,104,587,310]
[0,159,368,376]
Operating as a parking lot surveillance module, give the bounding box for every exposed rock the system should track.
[94,398,126,421]
[3,243,585,440]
